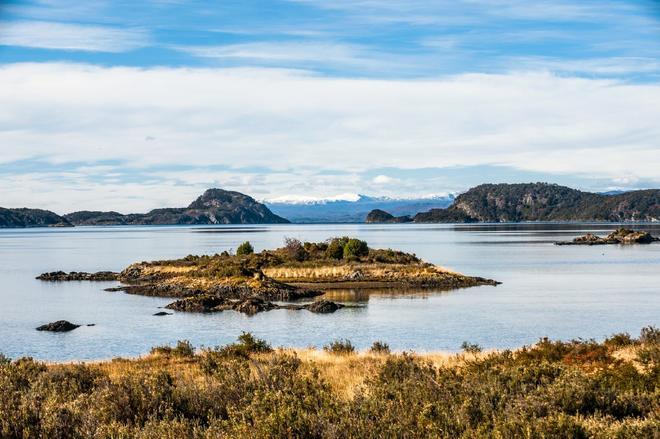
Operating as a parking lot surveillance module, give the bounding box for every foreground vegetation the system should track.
[1,329,658,438]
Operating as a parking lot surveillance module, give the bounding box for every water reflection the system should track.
[321,287,457,303]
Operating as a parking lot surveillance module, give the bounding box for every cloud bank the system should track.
[1,62,658,211]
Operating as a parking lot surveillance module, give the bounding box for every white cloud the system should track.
[372,175,397,185]
[0,20,149,52]
[0,62,659,210]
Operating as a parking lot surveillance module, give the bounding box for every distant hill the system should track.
[367,183,660,223]
[65,189,289,225]
[0,208,72,228]
[267,194,454,223]
[365,209,411,224]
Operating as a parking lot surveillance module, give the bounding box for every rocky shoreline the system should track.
[555,228,659,246]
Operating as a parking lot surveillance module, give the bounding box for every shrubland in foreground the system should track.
[1,328,658,438]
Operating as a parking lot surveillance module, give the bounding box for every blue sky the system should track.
[1,0,659,212]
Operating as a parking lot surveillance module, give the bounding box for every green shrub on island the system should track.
[343,238,369,259]
[0,328,658,438]
[236,241,254,256]
[325,237,348,259]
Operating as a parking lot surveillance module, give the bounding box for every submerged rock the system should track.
[556,228,659,246]
[36,271,119,281]
[36,320,80,332]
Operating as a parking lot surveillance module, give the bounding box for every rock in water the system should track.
[165,295,228,312]
[153,311,172,316]
[556,228,660,245]
[305,300,344,314]
[36,320,80,332]
[231,298,278,315]
[36,271,119,281]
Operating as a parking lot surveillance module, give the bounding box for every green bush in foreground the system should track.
[0,329,658,438]
[323,338,356,355]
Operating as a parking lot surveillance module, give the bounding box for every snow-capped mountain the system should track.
[265,194,455,223]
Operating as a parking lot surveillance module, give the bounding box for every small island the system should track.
[37,237,499,315]
[556,228,659,246]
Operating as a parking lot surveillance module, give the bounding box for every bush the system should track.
[639,326,659,344]
[461,341,482,354]
[236,241,254,256]
[370,341,391,355]
[283,237,308,261]
[325,237,348,259]
[604,332,636,348]
[343,238,369,259]
[324,339,356,355]
[201,332,273,370]
[150,340,195,357]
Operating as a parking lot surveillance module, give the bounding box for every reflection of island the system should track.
[556,228,659,246]
[37,237,499,315]
[321,286,460,303]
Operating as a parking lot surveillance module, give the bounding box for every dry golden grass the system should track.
[263,263,456,282]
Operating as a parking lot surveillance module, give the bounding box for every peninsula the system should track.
[367,183,660,223]
[37,237,499,315]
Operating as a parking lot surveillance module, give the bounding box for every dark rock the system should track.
[365,209,412,224]
[305,300,344,314]
[36,320,80,332]
[153,311,172,316]
[165,295,229,312]
[230,298,278,315]
[86,324,96,326]
[36,271,119,281]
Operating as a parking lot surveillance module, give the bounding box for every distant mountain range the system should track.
[266,194,454,223]
[2,184,658,228]
[367,183,659,223]
[0,189,288,228]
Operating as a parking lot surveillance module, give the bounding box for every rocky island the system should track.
[556,228,660,246]
[37,237,499,315]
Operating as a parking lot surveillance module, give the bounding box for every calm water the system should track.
[1,223,658,361]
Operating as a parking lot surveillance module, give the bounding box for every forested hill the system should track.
[64,189,289,226]
[0,208,71,228]
[369,183,659,223]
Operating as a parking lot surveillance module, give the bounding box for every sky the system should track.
[1,0,659,213]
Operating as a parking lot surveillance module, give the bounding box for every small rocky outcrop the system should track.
[231,298,278,315]
[37,271,119,281]
[556,228,659,246]
[36,320,80,332]
[305,300,344,314]
[164,294,346,316]
[165,295,228,312]
[365,209,412,224]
